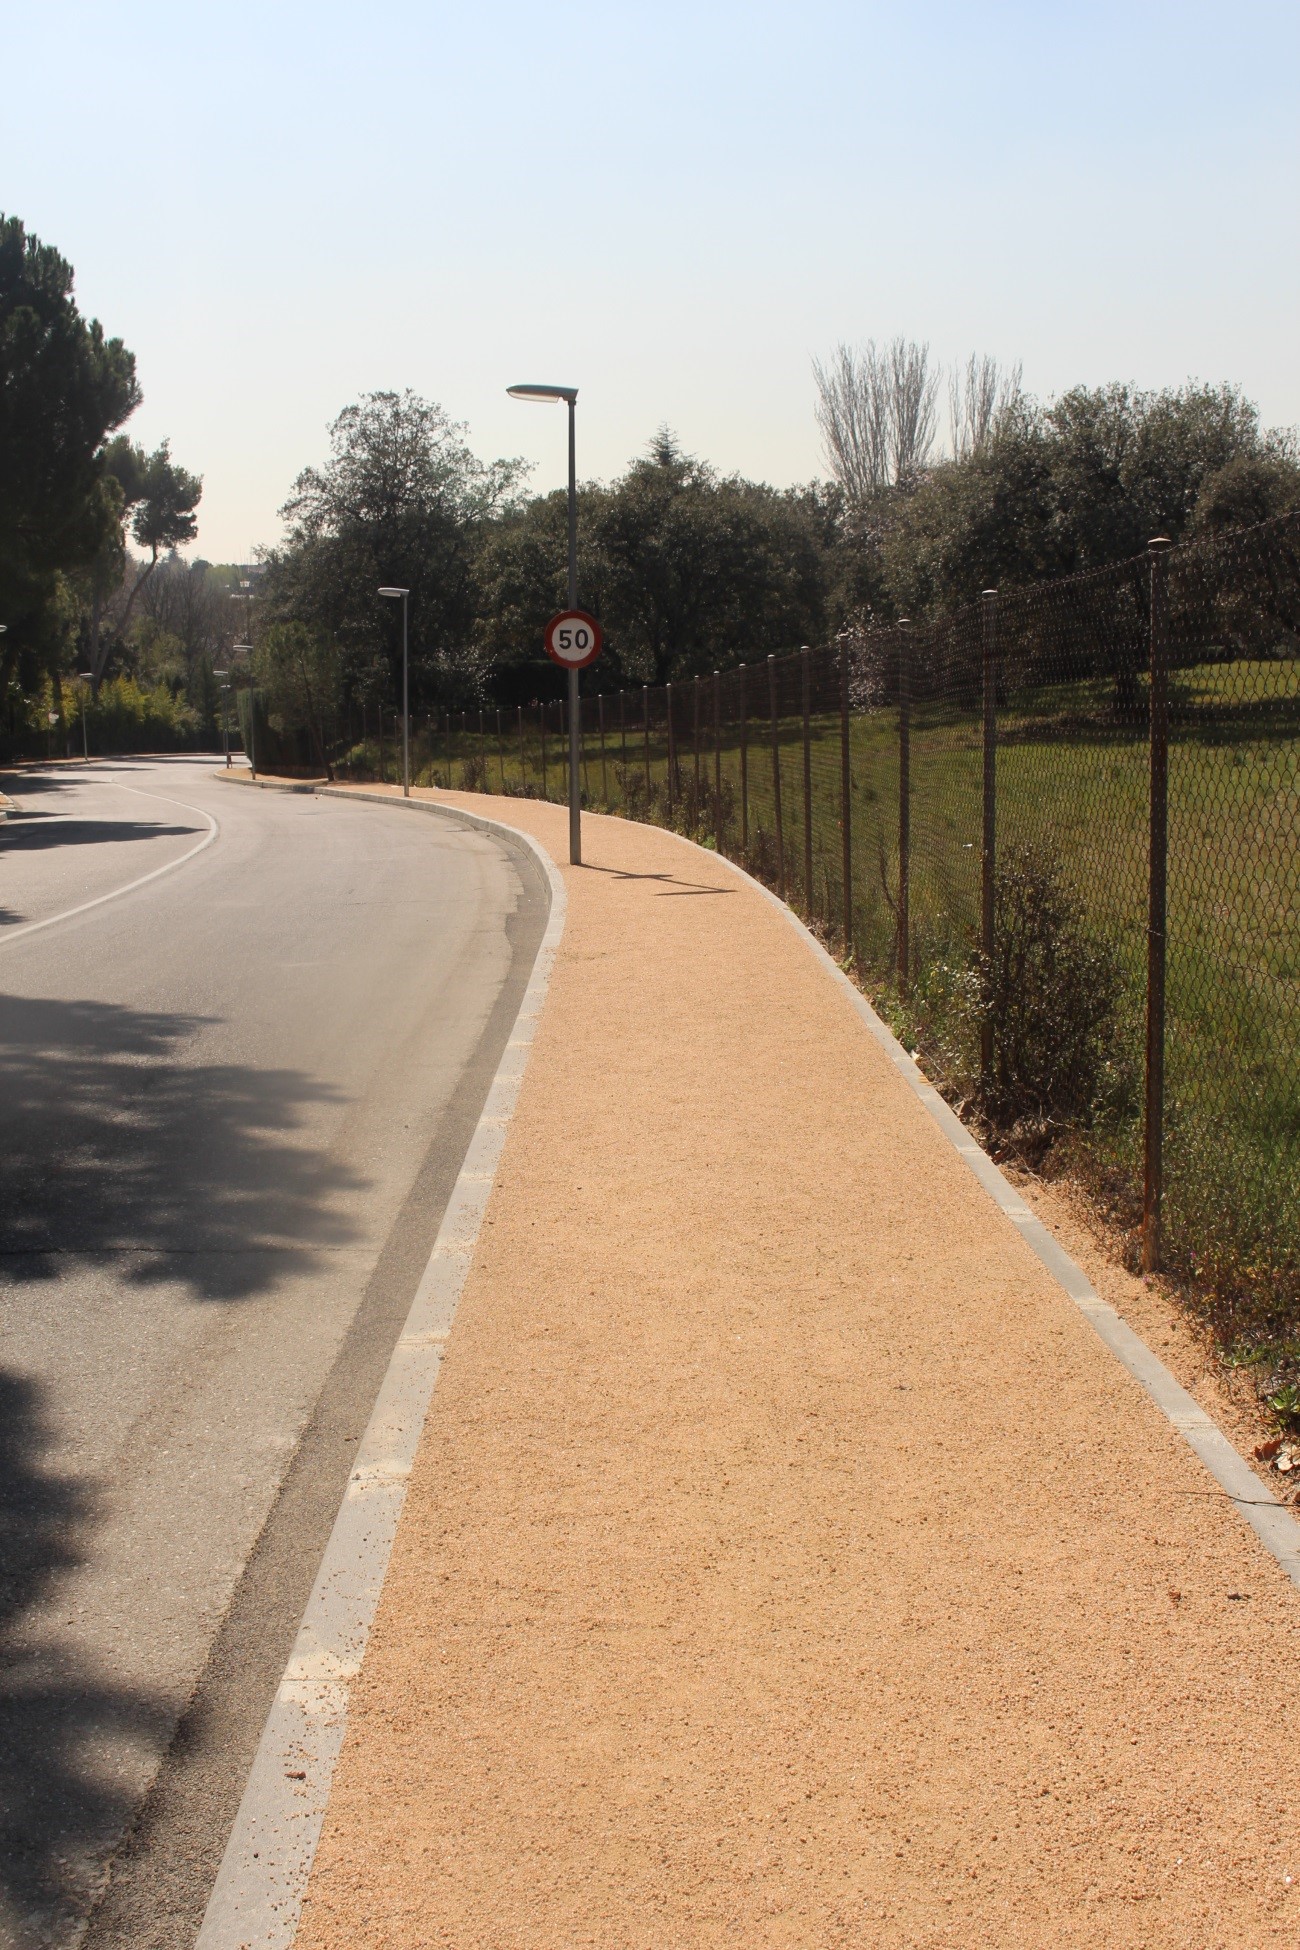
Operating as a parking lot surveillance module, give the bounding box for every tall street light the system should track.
[507,381,581,864]
[378,586,410,796]
[233,642,256,776]
[77,672,93,762]
[214,670,231,767]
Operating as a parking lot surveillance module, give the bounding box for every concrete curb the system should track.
[667,830,1300,1595]
[215,772,325,794]
[195,796,566,1950]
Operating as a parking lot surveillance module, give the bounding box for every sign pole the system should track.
[567,396,580,866]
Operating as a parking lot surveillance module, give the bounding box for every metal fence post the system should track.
[643,685,651,803]
[739,663,749,855]
[897,620,911,994]
[598,693,608,806]
[980,590,999,1079]
[768,653,785,899]
[1144,539,1173,1273]
[541,701,548,799]
[497,707,504,791]
[693,674,702,802]
[713,669,722,853]
[666,681,676,819]
[620,688,628,799]
[444,708,451,784]
[518,704,525,792]
[839,639,852,954]
[801,646,813,913]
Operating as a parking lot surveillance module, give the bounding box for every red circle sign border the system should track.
[544,609,603,670]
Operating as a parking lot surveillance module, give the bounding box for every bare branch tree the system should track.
[814,337,939,497]
[948,355,1023,458]
[887,337,940,484]
[813,343,891,499]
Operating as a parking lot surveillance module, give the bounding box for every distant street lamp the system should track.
[77,671,93,763]
[214,670,231,767]
[507,381,582,864]
[377,587,410,796]
[233,642,256,776]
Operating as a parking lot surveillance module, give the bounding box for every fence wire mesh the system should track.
[388,511,1300,1361]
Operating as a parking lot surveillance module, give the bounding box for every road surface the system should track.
[0,758,547,1948]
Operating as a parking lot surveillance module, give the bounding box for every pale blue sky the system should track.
[4,0,1296,560]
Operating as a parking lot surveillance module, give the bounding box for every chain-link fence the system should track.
[395,511,1300,1367]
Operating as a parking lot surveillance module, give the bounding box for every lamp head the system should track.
[507,383,577,404]
[377,586,409,598]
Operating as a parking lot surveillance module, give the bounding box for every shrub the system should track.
[962,844,1128,1139]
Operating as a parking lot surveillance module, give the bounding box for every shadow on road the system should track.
[0,819,200,851]
[0,993,365,1302]
[0,1369,171,1945]
[0,992,370,1939]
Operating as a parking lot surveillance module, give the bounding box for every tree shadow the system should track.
[0,1368,172,1945]
[0,992,366,1301]
[0,993,371,1936]
[1,818,200,851]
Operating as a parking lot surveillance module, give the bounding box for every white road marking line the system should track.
[0,776,220,949]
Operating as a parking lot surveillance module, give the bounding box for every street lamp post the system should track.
[77,671,93,762]
[214,671,230,766]
[507,382,581,865]
[234,643,255,776]
[377,587,410,796]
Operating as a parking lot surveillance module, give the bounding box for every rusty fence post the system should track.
[619,688,627,793]
[666,681,676,819]
[1144,538,1172,1273]
[642,685,651,804]
[497,708,504,791]
[801,646,813,914]
[980,590,999,1080]
[712,669,722,853]
[693,674,702,803]
[598,693,608,806]
[897,620,911,994]
[768,653,785,899]
[517,705,525,792]
[739,663,749,855]
[839,639,852,954]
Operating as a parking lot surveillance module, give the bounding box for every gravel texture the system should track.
[295,791,1299,1949]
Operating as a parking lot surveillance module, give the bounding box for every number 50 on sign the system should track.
[544,610,603,670]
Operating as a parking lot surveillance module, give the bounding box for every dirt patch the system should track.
[296,788,1299,1949]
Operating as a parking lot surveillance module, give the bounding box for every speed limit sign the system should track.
[544,610,603,670]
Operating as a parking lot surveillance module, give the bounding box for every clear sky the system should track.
[4,0,1296,562]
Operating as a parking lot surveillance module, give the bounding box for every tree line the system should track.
[255,360,1298,755]
[0,214,213,750]
[5,211,1297,760]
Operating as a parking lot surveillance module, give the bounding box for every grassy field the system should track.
[345,659,1300,1372]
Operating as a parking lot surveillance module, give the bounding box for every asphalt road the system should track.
[0,759,548,1949]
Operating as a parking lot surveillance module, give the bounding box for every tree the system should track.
[476,431,834,690]
[87,438,203,687]
[255,621,340,776]
[813,338,940,499]
[0,213,138,699]
[879,381,1298,616]
[261,390,526,710]
[948,355,1022,459]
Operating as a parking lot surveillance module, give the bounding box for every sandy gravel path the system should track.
[296,789,1298,1949]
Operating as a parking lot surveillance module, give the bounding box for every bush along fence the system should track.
[385,511,1300,1399]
